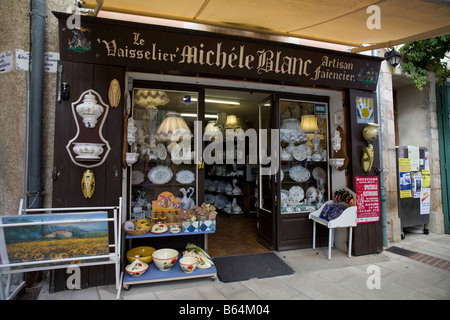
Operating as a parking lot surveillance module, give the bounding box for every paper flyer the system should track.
[420,188,430,215]
[421,169,430,188]
[407,145,420,171]
[398,158,411,198]
[411,172,422,199]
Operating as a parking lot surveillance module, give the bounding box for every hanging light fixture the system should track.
[155,111,192,152]
[384,48,401,67]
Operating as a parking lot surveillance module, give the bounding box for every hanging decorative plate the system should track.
[131,170,145,185]
[289,186,304,202]
[280,169,284,181]
[292,144,308,161]
[289,165,310,182]
[280,189,289,203]
[148,165,173,184]
[176,170,195,184]
[156,143,167,160]
[312,167,326,180]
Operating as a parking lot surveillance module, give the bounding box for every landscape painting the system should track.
[0,211,110,270]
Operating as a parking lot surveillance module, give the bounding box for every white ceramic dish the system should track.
[156,143,167,160]
[176,170,195,184]
[204,194,215,204]
[131,170,145,185]
[292,144,308,161]
[148,165,173,184]
[289,186,304,201]
[312,167,326,180]
[289,165,310,182]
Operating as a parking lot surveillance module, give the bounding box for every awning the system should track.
[83,0,450,53]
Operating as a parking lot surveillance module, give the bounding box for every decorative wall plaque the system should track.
[66,89,111,168]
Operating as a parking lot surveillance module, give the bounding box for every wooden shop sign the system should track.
[55,12,382,91]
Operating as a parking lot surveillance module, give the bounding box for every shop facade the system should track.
[49,12,383,289]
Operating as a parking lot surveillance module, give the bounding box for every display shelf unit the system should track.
[205,164,255,218]
[122,230,216,291]
[123,256,216,288]
[125,230,215,240]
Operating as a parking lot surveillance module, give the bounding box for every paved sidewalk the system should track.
[32,232,450,300]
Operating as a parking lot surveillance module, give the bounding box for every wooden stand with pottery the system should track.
[151,192,181,231]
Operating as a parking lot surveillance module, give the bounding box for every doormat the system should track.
[212,252,295,283]
[386,246,418,258]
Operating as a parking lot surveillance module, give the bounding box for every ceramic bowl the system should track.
[179,256,199,273]
[152,248,179,271]
[125,257,148,277]
[126,246,156,264]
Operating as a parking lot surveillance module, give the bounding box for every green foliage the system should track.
[399,35,450,91]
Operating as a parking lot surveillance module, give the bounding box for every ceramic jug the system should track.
[180,187,194,210]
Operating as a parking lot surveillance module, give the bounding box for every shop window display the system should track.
[279,99,330,214]
[130,89,199,220]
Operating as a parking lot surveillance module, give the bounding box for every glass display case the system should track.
[129,88,199,219]
[279,98,330,214]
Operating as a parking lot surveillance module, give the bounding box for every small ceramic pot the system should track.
[362,123,380,142]
[126,152,139,166]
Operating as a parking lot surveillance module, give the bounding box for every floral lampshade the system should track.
[155,112,192,151]
[280,118,307,153]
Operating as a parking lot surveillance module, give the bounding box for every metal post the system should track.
[27,0,46,209]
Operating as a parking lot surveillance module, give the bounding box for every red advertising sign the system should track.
[355,176,380,223]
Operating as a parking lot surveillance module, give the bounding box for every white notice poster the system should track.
[420,188,430,215]
[408,145,420,171]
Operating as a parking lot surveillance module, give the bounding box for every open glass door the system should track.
[258,96,277,250]
[129,87,203,220]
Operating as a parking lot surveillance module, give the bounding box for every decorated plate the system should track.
[156,143,167,160]
[289,165,310,182]
[205,194,215,204]
[148,165,173,184]
[289,186,304,201]
[131,170,145,185]
[312,167,326,180]
[176,170,195,184]
[280,189,289,202]
[292,144,308,161]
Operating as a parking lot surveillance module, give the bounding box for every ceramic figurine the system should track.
[108,79,121,108]
[76,91,104,128]
[81,169,95,199]
[361,143,374,172]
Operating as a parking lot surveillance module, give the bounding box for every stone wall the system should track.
[395,74,445,234]
[0,0,72,215]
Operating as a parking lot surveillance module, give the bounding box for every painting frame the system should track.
[0,211,112,272]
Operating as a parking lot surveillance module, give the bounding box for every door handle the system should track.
[52,167,60,180]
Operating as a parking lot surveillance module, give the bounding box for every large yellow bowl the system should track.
[126,246,156,264]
